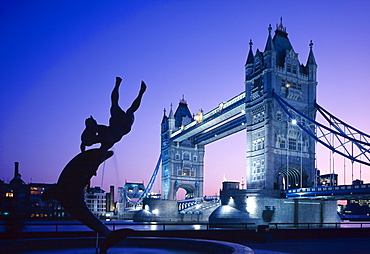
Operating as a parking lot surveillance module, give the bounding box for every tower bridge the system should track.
[133,19,370,224]
[160,19,319,200]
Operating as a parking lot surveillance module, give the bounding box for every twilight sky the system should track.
[1,1,370,197]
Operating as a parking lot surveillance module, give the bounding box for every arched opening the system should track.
[175,186,194,200]
[176,188,186,200]
[277,167,301,190]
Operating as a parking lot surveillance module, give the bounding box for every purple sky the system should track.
[1,1,370,197]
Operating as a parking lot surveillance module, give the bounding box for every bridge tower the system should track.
[161,98,205,200]
[245,20,318,190]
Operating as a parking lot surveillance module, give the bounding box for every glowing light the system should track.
[193,224,201,230]
[286,83,291,88]
[219,102,224,111]
[246,196,258,216]
[150,224,158,230]
[195,204,201,209]
[145,205,149,210]
[224,205,231,212]
[291,119,297,125]
[228,197,235,206]
[152,209,159,215]
[195,110,203,123]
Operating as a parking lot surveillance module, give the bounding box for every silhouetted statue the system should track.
[42,77,146,253]
[80,77,146,152]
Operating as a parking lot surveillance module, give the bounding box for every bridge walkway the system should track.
[283,183,370,199]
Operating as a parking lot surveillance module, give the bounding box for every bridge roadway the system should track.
[283,183,370,199]
[171,92,246,145]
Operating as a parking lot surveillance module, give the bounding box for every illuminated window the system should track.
[281,79,286,87]
[183,168,190,176]
[6,192,13,198]
[257,140,262,150]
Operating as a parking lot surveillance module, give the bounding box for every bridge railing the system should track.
[269,222,370,229]
[177,196,220,211]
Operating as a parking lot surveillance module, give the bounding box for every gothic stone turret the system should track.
[245,19,318,190]
[161,98,205,200]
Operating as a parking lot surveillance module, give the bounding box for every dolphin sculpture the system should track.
[42,149,133,253]
[42,77,146,253]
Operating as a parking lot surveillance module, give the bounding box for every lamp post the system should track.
[300,128,303,188]
[286,120,290,190]
[287,119,298,189]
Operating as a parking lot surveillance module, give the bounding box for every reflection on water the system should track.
[340,220,370,228]
[22,247,200,254]
[0,220,210,233]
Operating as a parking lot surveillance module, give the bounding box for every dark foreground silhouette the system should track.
[42,77,146,253]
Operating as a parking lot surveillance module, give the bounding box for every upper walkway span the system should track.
[170,92,246,145]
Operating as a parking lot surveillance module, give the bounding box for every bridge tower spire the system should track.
[245,20,317,190]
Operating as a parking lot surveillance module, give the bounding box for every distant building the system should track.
[85,186,107,218]
[352,179,364,185]
[106,185,115,213]
[29,183,65,219]
[0,162,71,220]
[318,173,338,186]
[1,162,117,220]
[0,162,29,219]
[117,182,145,219]
[340,199,370,220]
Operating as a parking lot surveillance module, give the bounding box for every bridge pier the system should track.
[209,182,340,227]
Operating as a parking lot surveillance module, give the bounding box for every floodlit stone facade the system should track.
[161,99,205,200]
[245,20,318,190]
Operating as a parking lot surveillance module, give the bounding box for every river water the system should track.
[0,220,208,232]
[1,219,370,232]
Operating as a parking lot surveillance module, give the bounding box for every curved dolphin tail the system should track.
[100,228,135,254]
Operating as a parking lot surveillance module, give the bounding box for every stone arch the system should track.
[277,165,303,190]
[175,184,195,200]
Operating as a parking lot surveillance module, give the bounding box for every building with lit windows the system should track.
[0,162,70,220]
[85,186,107,218]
